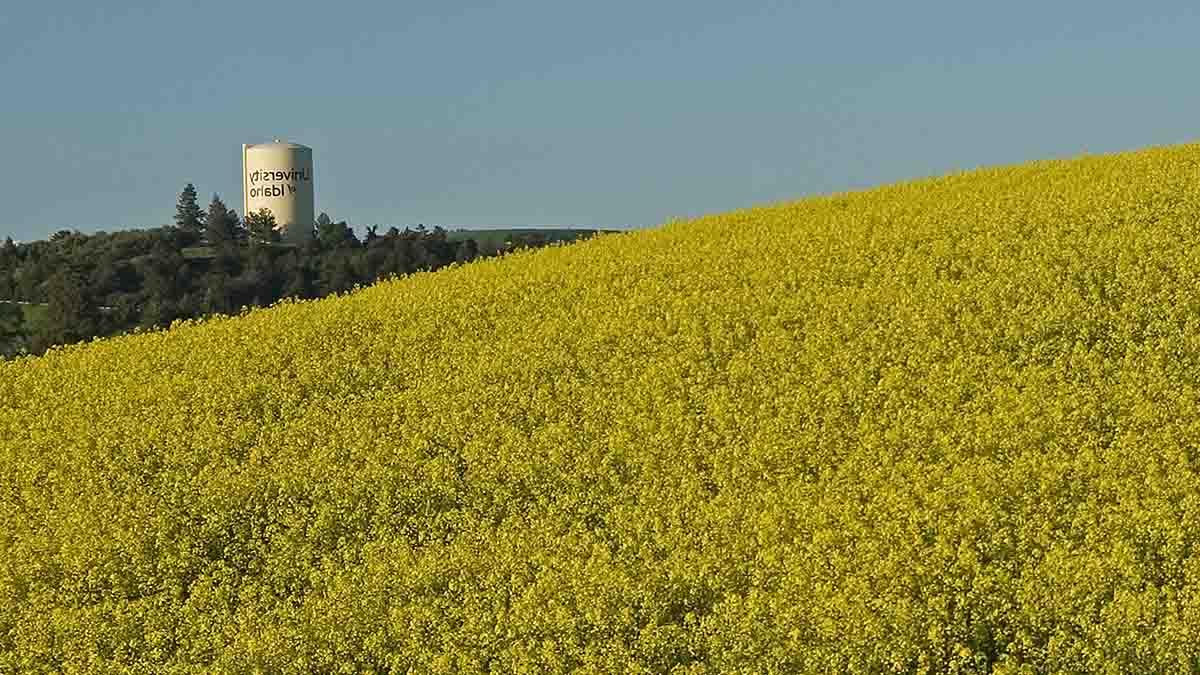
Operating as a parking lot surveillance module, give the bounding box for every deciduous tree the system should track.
[246,208,280,245]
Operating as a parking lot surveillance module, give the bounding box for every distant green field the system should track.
[181,246,216,260]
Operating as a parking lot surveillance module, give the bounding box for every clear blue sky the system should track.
[2,1,1199,241]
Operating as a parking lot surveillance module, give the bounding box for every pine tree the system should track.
[205,194,238,246]
[227,209,245,244]
[0,237,17,277]
[175,183,205,236]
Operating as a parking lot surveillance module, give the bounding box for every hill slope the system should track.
[5,144,1200,671]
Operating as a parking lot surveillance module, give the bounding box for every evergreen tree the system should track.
[0,239,17,295]
[228,209,246,244]
[175,183,205,237]
[205,194,237,245]
[1,237,18,263]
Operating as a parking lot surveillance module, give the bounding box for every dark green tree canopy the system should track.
[246,208,280,244]
[0,301,22,348]
[175,183,205,235]
[35,266,101,351]
[0,184,579,357]
[0,237,17,265]
[317,219,359,250]
[205,194,239,245]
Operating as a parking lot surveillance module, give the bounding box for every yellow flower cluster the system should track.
[6,142,1200,671]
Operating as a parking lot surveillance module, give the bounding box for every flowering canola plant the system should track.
[6,143,1200,672]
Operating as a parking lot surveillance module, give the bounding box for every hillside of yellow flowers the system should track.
[6,143,1200,672]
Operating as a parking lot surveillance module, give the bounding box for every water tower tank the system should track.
[242,141,315,243]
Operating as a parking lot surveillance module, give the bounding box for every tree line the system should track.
[0,184,561,358]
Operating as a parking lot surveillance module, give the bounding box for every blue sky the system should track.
[2,1,1199,241]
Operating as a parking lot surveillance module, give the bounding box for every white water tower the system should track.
[242,140,315,243]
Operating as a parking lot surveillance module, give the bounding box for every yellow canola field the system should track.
[6,144,1200,672]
